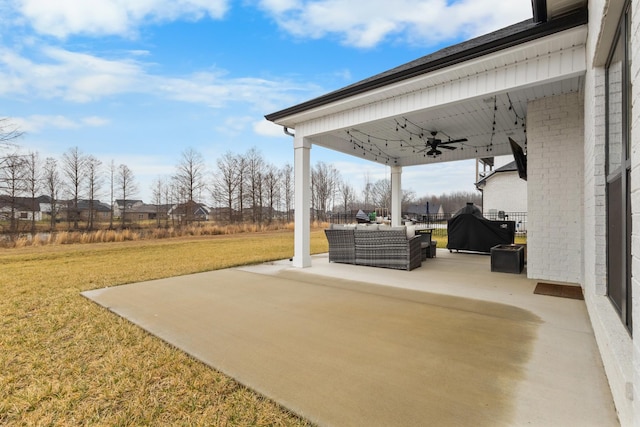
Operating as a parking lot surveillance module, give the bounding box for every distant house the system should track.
[0,196,45,221]
[404,203,444,221]
[124,203,171,222]
[113,199,143,218]
[475,160,527,217]
[78,200,111,221]
[57,199,112,222]
[168,200,210,222]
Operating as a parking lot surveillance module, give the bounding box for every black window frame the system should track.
[605,0,632,333]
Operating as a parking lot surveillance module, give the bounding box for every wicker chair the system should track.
[354,229,422,271]
[324,229,356,264]
[325,226,422,271]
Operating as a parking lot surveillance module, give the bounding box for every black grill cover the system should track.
[452,202,483,218]
[447,214,515,253]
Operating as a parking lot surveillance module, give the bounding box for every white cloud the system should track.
[257,0,532,48]
[0,45,320,110]
[12,114,110,133]
[156,72,317,111]
[82,116,111,127]
[0,46,144,102]
[253,119,287,137]
[17,0,230,38]
[215,116,254,135]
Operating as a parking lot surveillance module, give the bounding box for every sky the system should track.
[0,0,533,203]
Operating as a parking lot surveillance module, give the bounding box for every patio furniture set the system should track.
[325,209,522,273]
[324,224,432,271]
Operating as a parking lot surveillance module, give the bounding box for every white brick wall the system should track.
[526,92,584,284]
[583,66,607,297]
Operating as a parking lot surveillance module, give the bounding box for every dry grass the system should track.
[0,221,329,249]
[0,230,329,426]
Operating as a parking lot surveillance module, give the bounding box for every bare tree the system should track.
[361,172,373,211]
[370,178,391,217]
[212,151,239,223]
[42,157,61,230]
[280,163,293,222]
[86,155,102,230]
[151,177,167,227]
[339,182,355,214]
[311,161,340,221]
[0,152,27,234]
[0,118,23,144]
[174,148,207,223]
[108,160,115,229]
[0,119,25,234]
[117,164,137,228]
[24,151,40,233]
[263,164,279,223]
[165,179,181,226]
[236,156,247,222]
[245,148,265,223]
[415,191,481,214]
[62,147,86,229]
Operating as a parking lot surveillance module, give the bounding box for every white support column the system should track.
[391,166,402,227]
[293,134,312,267]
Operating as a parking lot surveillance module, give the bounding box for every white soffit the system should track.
[278,25,587,131]
[284,24,587,168]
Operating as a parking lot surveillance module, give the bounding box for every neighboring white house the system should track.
[266,0,639,424]
[475,160,528,215]
[0,196,47,221]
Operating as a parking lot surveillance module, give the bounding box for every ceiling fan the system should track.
[417,131,468,157]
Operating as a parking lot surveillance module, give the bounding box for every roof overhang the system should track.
[265,6,587,168]
[266,8,586,125]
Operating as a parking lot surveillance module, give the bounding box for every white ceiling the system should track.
[306,75,583,167]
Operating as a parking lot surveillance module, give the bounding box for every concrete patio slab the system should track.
[83,250,618,426]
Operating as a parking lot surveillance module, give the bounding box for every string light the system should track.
[347,94,527,163]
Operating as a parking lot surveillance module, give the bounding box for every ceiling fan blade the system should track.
[440,145,457,150]
[446,138,468,144]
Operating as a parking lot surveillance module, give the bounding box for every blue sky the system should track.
[0,0,532,202]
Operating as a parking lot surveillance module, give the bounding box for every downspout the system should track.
[531,0,548,23]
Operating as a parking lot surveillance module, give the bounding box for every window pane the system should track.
[625,13,631,161]
[607,34,624,174]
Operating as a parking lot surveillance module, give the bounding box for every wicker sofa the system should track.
[324,224,422,271]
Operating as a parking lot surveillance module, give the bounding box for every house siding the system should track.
[481,171,528,214]
[526,91,584,284]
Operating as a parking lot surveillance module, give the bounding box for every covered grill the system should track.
[447,203,515,253]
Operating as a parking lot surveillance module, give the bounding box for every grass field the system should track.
[1,230,329,426]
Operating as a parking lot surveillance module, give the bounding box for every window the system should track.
[605,1,632,333]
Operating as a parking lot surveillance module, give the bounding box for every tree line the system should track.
[0,118,481,232]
